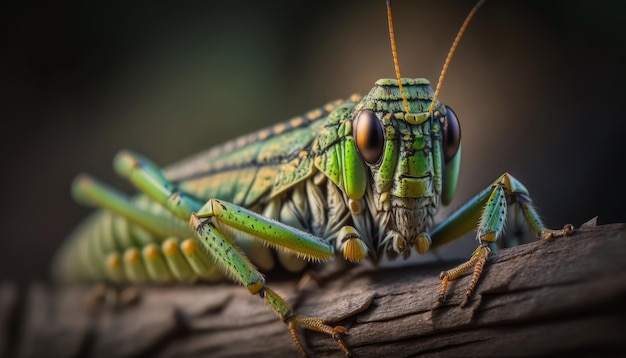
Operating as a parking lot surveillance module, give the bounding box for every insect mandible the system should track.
[53,0,575,356]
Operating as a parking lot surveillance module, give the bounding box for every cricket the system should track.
[53,0,574,356]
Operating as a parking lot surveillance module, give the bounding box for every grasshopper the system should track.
[53,0,574,356]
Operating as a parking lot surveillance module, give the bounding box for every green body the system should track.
[54,78,464,283]
[52,2,573,354]
[54,77,564,358]
[54,75,549,285]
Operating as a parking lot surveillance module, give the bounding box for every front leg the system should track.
[432,173,574,307]
[191,199,351,357]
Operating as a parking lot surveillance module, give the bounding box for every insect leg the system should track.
[191,199,350,357]
[88,150,349,354]
[72,174,191,238]
[194,199,335,260]
[431,173,574,307]
[112,149,205,220]
[68,174,219,284]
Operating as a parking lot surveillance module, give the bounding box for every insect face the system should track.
[350,78,455,255]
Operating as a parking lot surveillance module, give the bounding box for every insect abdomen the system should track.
[53,195,223,284]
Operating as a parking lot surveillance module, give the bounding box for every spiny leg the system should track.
[190,204,351,356]
[70,175,220,283]
[112,149,205,220]
[264,287,350,357]
[84,149,351,354]
[296,225,369,292]
[432,173,574,307]
[67,151,245,289]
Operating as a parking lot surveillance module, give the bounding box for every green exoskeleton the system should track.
[53,1,573,356]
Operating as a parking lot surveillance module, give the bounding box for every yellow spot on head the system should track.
[405,113,429,125]
[382,113,392,125]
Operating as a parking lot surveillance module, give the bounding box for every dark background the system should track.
[2,1,625,285]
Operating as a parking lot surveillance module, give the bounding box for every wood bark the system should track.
[4,219,626,358]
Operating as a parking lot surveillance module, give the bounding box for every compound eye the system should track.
[353,110,384,164]
[442,106,461,163]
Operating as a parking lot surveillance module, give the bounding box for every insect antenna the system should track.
[429,0,486,114]
[386,0,410,114]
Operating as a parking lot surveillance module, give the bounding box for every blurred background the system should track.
[2,0,625,285]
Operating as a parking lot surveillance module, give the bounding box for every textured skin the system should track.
[53,78,456,284]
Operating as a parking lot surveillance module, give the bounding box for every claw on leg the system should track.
[439,244,491,307]
[432,172,576,309]
[263,287,350,356]
[288,315,350,357]
[540,224,575,241]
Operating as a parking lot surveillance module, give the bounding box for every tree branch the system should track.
[10,220,626,357]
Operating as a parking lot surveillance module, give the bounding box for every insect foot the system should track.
[438,244,490,308]
[438,222,574,308]
[260,284,350,357]
[433,172,576,308]
[540,224,575,241]
[288,315,350,357]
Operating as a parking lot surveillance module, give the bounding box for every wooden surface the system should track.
[6,219,626,358]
